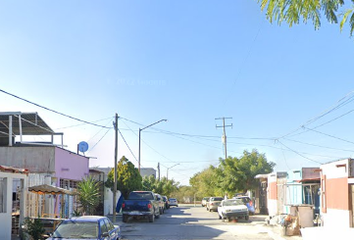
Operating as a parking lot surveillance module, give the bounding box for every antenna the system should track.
[77,141,89,155]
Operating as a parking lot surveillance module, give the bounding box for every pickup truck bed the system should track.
[122,191,160,222]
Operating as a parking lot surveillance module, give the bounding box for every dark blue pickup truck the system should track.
[122,191,160,222]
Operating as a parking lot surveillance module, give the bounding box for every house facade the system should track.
[320,158,354,228]
[0,166,28,240]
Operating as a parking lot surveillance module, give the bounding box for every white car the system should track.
[217,199,249,221]
[169,198,178,207]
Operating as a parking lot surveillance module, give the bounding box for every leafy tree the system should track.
[257,0,354,36]
[106,156,142,199]
[142,175,179,197]
[171,185,195,203]
[77,176,100,215]
[217,149,275,195]
[189,166,223,198]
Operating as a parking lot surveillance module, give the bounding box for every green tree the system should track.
[106,156,142,199]
[77,176,100,215]
[258,0,354,36]
[142,175,179,197]
[217,149,275,195]
[189,166,222,198]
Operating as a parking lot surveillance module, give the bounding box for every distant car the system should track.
[233,196,255,215]
[201,197,210,207]
[217,199,249,221]
[169,198,178,207]
[162,196,170,209]
[46,215,121,240]
[206,197,224,212]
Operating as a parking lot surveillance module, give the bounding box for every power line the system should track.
[276,140,322,164]
[0,88,112,129]
[283,138,354,153]
[302,127,354,145]
[90,128,112,151]
[118,129,139,164]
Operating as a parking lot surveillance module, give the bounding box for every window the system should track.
[0,178,7,213]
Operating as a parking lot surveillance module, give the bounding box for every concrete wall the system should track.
[0,146,55,173]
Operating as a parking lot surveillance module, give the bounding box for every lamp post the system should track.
[166,163,179,180]
[138,119,167,173]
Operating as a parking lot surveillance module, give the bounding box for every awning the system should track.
[0,112,55,135]
[28,184,76,195]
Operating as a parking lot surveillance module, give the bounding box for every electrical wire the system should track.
[90,128,112,151]
[118,129,139,164]
[0,88,112,129]
[276,140,322,164]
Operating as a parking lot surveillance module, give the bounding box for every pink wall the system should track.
[54,148,89,181]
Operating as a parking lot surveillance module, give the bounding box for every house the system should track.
[0,165,28,240]
[266,171,287,217]
[283,168,320,215]
[320,158,354,228]
[0,112,90,220]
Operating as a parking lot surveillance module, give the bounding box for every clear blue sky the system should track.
[1,1,354,185]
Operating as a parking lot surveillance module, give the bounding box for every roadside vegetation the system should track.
[105,149,274,202]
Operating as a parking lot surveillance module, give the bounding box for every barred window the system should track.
[60,179,78,189]
[0,178,7,213]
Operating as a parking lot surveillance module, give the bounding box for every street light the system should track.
[138,119,167,173]
[166,163,179,180]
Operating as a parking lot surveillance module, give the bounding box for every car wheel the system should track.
[155,209,160,219]
[209,208,212,212]
[245,215,249,221]
[218,214,222,219]
[149,214,155,223]
[122,214,128,223]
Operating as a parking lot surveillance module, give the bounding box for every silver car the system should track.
[169,198,178,207]
[206,197,224,212]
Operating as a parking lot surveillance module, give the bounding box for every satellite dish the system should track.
[78,141,89,153]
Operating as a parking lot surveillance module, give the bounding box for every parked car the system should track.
[206,197,224,212]
[201,197,210,207]
[46,215,121,240]
[233,196,255,215]
[122,191,160,222]
[162,196,170,209]
[217,199,249,222]
[155,193,165,214]
[169,198,178,207]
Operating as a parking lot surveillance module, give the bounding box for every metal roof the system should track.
[28,184,76,195]
[0,112,54,136]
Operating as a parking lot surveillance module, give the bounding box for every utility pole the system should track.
[216,117,232,160]
[157,162,160,181]
[113,113,119,223]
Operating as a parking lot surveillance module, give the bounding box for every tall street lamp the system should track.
[138,119,167,173]
[167,163,179,180]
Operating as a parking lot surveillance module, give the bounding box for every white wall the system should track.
[0,172,27,240]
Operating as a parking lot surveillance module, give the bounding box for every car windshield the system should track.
[129,192,154,200]
[223,200,244,206]
[52,221,98,239]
